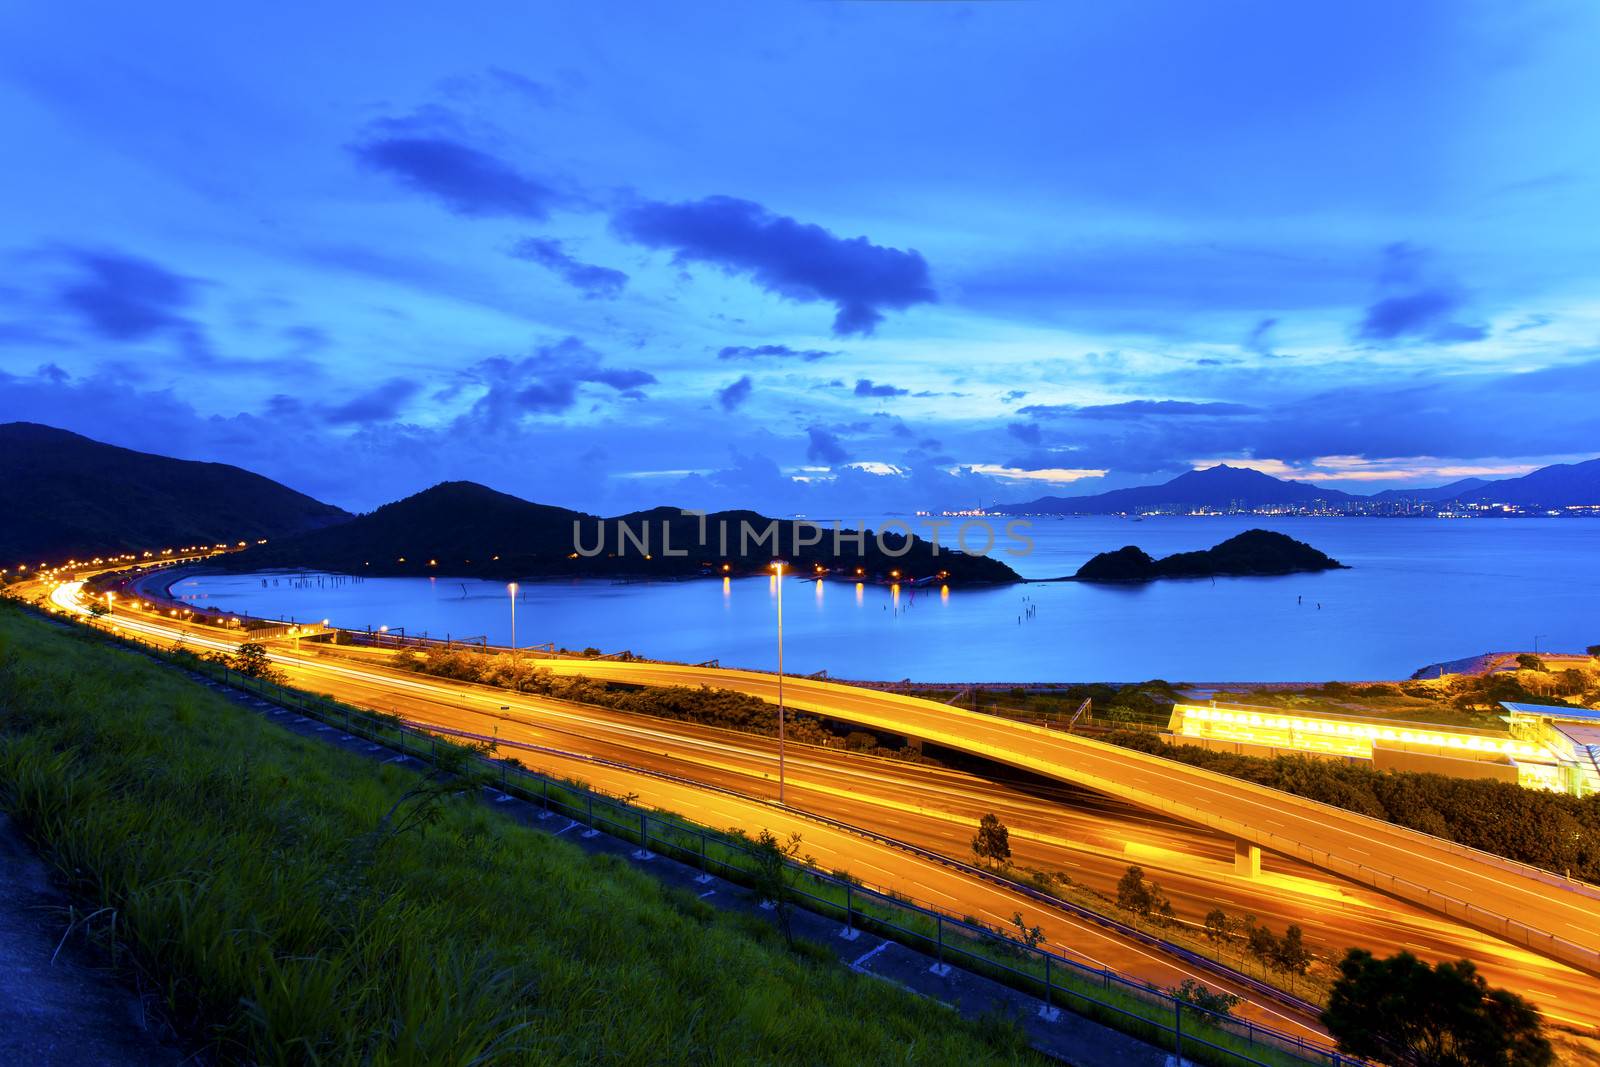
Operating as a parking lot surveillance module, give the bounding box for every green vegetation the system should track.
[1170,979,1241,1019]
[395,647,930,761]
[1114,865,1173,920]
[1104,730,1600,882]
[1322,950,1552,1066]
[0,601,1043,1066]
[971,812,1012,867]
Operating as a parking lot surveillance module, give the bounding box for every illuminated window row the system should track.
[1178,706,1538,757]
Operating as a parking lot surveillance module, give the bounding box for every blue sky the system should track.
[2,1,1598,514]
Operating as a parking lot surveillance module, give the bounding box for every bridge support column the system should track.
[1233,840,1261,878]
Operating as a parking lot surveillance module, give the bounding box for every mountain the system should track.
[1452,457,1600,509]
[1073,529,1347,582]
[1000,464,1354,515]
[0,422,350,566]
[1366,477,1491,503]
[220,482,1020,584]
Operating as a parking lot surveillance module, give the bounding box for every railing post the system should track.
[1174,999,1183,1060]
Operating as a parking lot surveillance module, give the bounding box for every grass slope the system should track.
[0,602,1038,1066]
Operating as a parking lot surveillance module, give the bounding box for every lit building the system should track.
[1165,700,1600,797]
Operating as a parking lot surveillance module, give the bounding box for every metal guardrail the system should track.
[75,618,1356,1067]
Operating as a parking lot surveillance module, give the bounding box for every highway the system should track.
[30,578,1600,1032]
[36,582,1337,1039]
[522,656,1600,980]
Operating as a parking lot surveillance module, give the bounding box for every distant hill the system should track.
[219,481,1020,584]
[0,422,350,566]
[1451,457,1600,508]
[1073,529,1347,582]
[1366,477,1491,503]
[1000,464,1354,515]
[1002,457,1600,513]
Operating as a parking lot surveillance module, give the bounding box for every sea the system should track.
[166,516,1600,684]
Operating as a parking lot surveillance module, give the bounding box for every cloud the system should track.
[805,426,850,464]
[510,237,627,298]
[716,374,753,411]
[1001,390,1028,403]
[352,136,559,218]
[854,378,907,398]
[1243,317,1277,356]
[56,251,198,341]
[1017,399,1256,420]
[717,343,835,362]
[323,377,421,424]
[611,195,935,335]
[1356,244,1487,344]
[1075,399,1259,419]
[453,336,657,430]
[1007,422,1041,445]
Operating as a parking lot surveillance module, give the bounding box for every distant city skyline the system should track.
[2,2,1599,513]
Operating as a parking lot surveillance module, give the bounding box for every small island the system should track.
[1072,529,1348,582]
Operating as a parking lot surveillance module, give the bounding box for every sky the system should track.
[2,1,1598,516]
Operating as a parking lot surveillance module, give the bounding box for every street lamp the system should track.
[507,581,519,653]
[772,559,787,805]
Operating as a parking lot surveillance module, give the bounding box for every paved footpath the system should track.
[0,812,183,1066]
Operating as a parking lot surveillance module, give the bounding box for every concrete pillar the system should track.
[1234,839,1261,878]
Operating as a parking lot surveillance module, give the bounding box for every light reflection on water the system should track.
[170,517,1600,682]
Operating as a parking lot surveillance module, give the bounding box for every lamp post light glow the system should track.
[772,559,787,805]
[508,582,519,653]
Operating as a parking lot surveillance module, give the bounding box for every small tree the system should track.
[971,812,1011,867]
[1009,911,1046,950]
[1246,920,1281,965]
[87,601,109,618]
[1586,643,1600,658]
[1275,924,1311,975]
[1116,865,1173,919]
[1322,950,1552,1067]
[1203,908,1232,943]
[1171,978,1242,1018]
[231,642,282,682]
[1515,653,1547,672]
[742,828,809,948]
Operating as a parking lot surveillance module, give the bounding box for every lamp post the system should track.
[508,582,519,654]
[772,559,787,805]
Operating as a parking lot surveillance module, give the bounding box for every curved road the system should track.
[525,656,1600,979]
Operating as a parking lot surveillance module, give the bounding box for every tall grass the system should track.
[0,601,1040,1066]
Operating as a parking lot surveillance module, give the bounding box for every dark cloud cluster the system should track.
[352,135,560,219]
[612,195,935,335]
[56,250,199,342]
[717,343,835,362]
[854,378,907,398]
[805,426,850,464]
[1355,243,1487,344]
[510,237,627,298]
[323,378,422,424]
[453,336,656,431]
[716,374,753,411]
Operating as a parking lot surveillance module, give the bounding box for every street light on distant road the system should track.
[772,559,787,805]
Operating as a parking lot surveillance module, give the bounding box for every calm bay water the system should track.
[169,517,1600,683]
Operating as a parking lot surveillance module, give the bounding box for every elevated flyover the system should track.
[530,655,1600,978]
